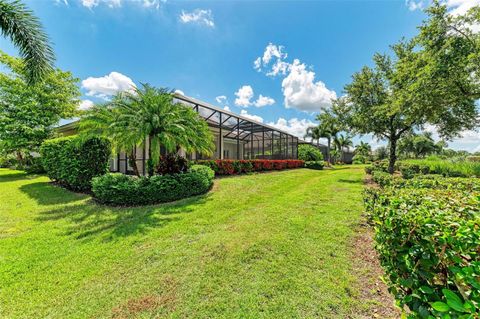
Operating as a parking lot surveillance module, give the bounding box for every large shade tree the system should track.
[79,84,215,176]
[0,0,54,83]
[0,51,79,163]
[337,1,479,173]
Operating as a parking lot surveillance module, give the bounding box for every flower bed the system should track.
[195,159,304,175]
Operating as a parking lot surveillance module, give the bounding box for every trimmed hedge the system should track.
[195,159,304,175]
[304,161,324,170]
[364,175,480,317]
[298,144,323,162]
[40,136,111,191]
[91,164,214,206]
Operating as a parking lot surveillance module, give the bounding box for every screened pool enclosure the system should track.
[57,93,299,175]
[113,94,299,175]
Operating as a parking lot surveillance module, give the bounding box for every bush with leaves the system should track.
[364,175,480,318]
[40,135,111,191]
[92,165,214,206]
[156,153,189,175]
[298,144,324,162]
[304,161,324,170]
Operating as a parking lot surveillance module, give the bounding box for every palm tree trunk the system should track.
[327,138,331,165]
[147,135,154,176]
[128,150,140,176]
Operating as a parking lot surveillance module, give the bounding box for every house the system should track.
[57,93,300,175]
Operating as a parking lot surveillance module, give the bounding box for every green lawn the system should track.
[1,167,369,318]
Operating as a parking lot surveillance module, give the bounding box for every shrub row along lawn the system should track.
[1,166,371,318]
[364,168,480,317]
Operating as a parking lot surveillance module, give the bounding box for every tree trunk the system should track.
[128,150,140,176]
[327,138,331,165]
[388,137,397,174]
[147,136,154,176]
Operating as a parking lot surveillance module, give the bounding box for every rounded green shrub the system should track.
[298,144,323,162]
[91,165,215,206]
[304,161,324,170]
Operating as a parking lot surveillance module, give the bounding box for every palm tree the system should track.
[355,141,371,157]
[316,111,340,164]
[304,126,322,146]
[79,84,215,176]
[334,134,353,163]
[0,0,54,83]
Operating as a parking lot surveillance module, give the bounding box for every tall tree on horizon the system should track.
[0,0,54,83]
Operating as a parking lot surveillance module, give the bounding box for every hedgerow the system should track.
[40,136,111,191]
[364,173,480,318]
[91,164,214,206]
[195,159,304,175]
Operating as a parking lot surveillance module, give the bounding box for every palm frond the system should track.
[0,0,55,84]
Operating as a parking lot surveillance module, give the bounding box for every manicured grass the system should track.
[1,167,366,318]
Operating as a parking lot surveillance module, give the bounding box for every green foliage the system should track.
[403,157,480,178]
[398,132,439,159]
[304,161,324,170]
[91,165,214,206]
[0,0,55,83]
[0,50,79,158]
[40,135,111,191]
[298,144,323,162]
[79,84,214,175]
[354,141,372,157]
[398,162,431,179]
[156,153,188,175]
[364,173,480,318]
[337,2,479,173]
[352,154,367,164]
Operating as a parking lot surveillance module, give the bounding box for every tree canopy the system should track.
[0,50,79,160]
[337,2,479,173]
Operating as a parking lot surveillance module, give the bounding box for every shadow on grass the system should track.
[0,171,30,183]
[35,194,212,241]
[20,182,87,205]
[337,178,363,184]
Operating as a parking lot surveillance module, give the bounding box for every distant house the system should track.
[57,93,300,175]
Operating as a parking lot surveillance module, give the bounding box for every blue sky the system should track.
[1,0,479,152]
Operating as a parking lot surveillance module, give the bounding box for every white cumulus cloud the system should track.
[282,59,337,112]
[254,43,337,112]
[234,85,254,107]
[234,85,275,108]
[267,117,317,138]
[78,99,94,111]
[179,9,214,28]
[81,71,136,99]
[240,110,264,123]
[253,94,275,107]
